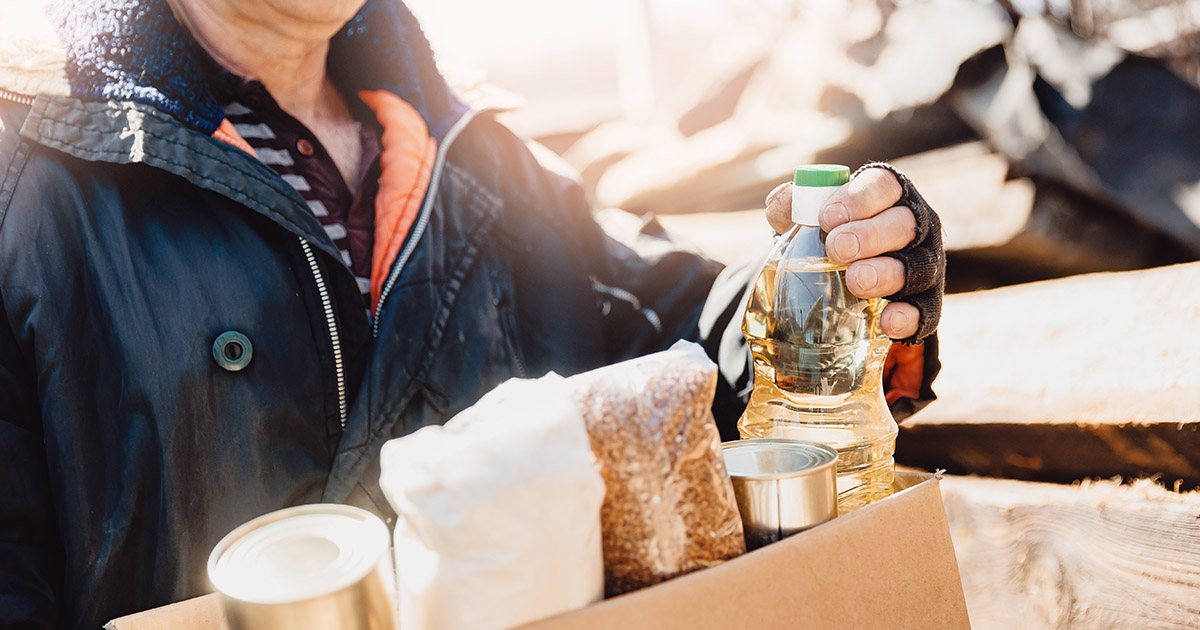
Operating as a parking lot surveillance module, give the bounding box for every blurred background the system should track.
[409,0,1200,292]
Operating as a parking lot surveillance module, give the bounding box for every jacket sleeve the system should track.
[498,133,727,364]
[587,207,725,363]
[0,296,59,630]
[508,132,939,438]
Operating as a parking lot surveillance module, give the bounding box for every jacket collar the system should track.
[329,1,468,141]
[4,0,472,265]
[2,0,466,141]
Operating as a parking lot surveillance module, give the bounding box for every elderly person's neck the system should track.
[167,0,364,186]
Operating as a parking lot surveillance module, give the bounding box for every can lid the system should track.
[793,164,850,187]
[208,504,389,605]
[722,438,838,480]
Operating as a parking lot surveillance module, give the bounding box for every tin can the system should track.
[722,438,838,550]
[207,504,396,630]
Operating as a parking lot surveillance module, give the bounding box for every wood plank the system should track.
[652,142,1029,269]
[656,209,773,266]
[948,30,1200,258]
[939,474,1200,629]
[899,261,1200,485]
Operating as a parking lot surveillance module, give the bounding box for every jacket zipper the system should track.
[373,110,482,338]
[510,327,528,378]
[0,88,34,107]
[300,238,348,429]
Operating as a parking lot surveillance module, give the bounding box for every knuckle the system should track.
[849,168,903,215]
[767,214,793,234]
[902,304,921,332]
[765,182,789,208]
[766,184,794,232]
[877,258,906,294]
[856,225,882,256]
[841,184,876,219]
[882,206,917,248]
[876,169,904,205]
[845,215,901,259]
[893,205,918,232]
[888,204,916,224]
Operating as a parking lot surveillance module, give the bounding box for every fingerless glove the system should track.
[854,162,945,345]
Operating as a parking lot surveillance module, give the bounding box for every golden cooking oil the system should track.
[737,165,897,513]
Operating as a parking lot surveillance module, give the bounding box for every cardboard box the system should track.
[107,472,968,630]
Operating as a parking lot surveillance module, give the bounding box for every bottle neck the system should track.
[791,184,840,226]
[777,223,836,268]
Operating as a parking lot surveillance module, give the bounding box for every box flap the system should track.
[895,469,940,491]
[519,476,968,630]
[105,593,224,630]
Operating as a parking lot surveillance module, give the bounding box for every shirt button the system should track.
[297,139,315,156]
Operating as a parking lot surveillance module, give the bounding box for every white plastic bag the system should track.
[379,375,606,630]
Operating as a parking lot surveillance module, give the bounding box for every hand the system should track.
[765,168,921,340]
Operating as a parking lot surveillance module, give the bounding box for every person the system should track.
[0,0,945,627]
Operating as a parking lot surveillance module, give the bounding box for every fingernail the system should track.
[831,232,860,261]
[821,202,849,227]
[854,264,878,292]
[889,309,909,334]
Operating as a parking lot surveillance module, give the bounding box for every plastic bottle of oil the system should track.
[738,164,897,513]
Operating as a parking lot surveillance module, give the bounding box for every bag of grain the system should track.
[569,341,746,596]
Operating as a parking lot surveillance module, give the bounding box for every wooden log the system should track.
[655,142,1182,286]
[567,0,1011,218]
[890,143,1035,251]
[892,142,1187,290]
[899,261,1200,486]
[938,474,1200,629]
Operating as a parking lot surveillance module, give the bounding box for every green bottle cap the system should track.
[793,164,850,187]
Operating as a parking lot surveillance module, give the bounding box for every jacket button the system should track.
[213,331,253,372]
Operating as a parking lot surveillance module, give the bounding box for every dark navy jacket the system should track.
[0,1,935,628]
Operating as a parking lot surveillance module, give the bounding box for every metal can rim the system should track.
[721,438,838,481]
[207,503,389,606]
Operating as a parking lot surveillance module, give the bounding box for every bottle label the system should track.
[791,185,840,227]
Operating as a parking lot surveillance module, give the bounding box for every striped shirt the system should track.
[219,80,381,306]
